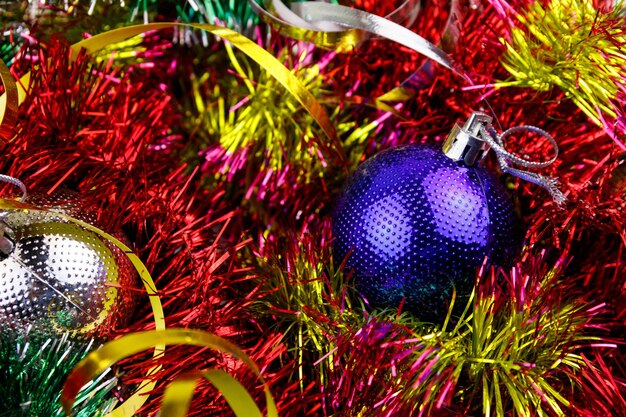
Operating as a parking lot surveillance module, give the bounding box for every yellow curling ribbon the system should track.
[61,329,278,417]
[0,22,313,417]
[0,59,19,140]
[0,198,165,417]
[1,23,340,160]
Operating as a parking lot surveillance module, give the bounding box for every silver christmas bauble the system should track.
[0,195,136,336]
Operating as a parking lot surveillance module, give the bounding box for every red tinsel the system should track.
[2,0,625,415]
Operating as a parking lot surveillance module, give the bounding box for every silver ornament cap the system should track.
[442,112,492,166]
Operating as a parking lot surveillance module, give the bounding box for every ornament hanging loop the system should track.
[481,125,565,205]
[444,112,566,204]
[0,174,27,202]
[482,125,559,169]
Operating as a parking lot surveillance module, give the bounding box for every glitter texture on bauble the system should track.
[0,194,137,337]
[333,143,521,322]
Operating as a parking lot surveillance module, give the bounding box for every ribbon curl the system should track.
[0,198,166,417]
[0,174,27,201]
[62,329,278,417]
[0,58,18,140]
[256,1,566,202]
[285,1,456,73]
[0,21,334,417]
[251,0,465,102]
[0,23,342,162]
[250,0,421,52]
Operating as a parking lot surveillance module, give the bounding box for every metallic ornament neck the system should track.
[443,112,492,166]
[444,112,566,204]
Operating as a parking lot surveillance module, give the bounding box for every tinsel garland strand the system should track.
[0,0,625,416]
[1,37,283,415]
[0,331,116,417]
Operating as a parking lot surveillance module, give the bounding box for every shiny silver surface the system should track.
[0,197,134,336]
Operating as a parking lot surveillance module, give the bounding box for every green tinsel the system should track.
[99,0,260,31]
[0,2,27,66]
[172,0,259,31]
[0,37,21,67]
[0,330,116,417]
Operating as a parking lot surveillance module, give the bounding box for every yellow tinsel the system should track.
[497,0,626,131]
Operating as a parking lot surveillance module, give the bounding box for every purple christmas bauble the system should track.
[333,145,521,321]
